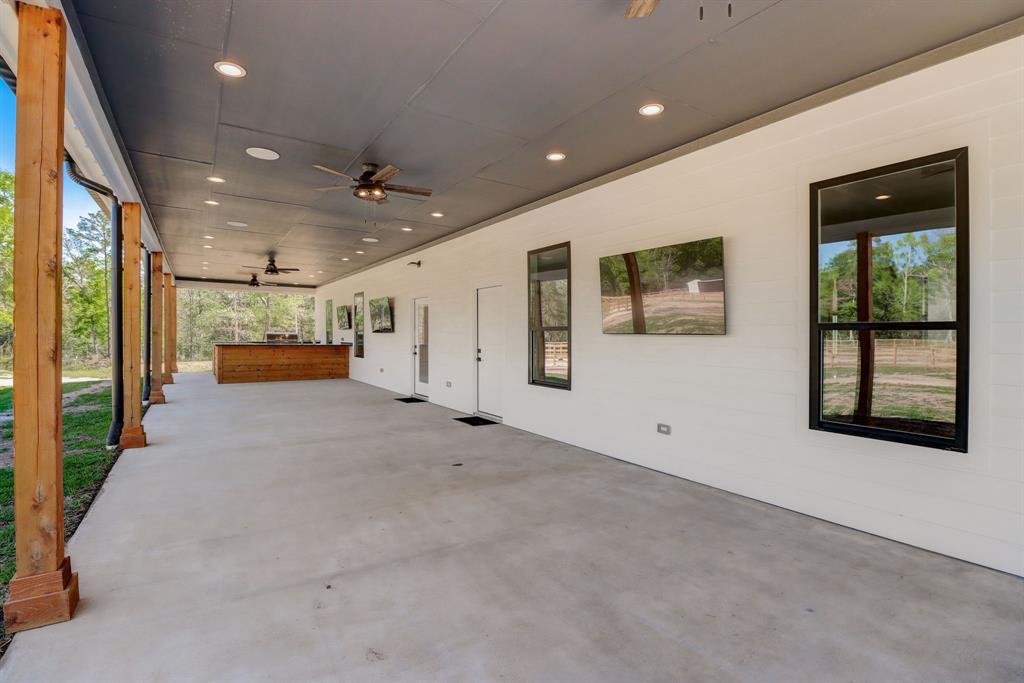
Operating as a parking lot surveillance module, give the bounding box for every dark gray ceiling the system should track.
[69,0,1023,286]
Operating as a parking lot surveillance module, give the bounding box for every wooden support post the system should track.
[119,203,146,448]
[4,4,79,633]
[149,252,166,404]
[855,232,875,420]
[167,275,178,374]
[162,273,175,384]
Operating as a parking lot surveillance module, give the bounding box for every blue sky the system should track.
[0,82,103,230]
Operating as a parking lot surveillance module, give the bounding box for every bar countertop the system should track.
[212,341,353,346]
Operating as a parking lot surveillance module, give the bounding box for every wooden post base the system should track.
[162,373,174,384]
[148,389,166,404]
[4,557,80,633]
[119,425,147,449]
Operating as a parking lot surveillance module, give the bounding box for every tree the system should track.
[0,171,13,361]
[63,210,112,361]
[169,288,314,361]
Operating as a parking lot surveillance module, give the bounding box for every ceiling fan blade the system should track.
[276,268,300,273]
[242,265,265,269]
[314,185,354,192]
[313,164,354,181]
[371,164,401,183]
[625,0,659,18]
[383,183,432,197]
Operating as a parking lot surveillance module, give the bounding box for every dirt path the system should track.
[0,381,112,467]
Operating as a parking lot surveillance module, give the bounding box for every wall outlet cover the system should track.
[657,423,671,435]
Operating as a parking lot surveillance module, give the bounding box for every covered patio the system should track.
[0,1,1022,680]
[0,372,1020,681]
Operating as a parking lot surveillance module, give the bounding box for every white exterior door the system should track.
[413,298,429,397]
[476,286,504,419]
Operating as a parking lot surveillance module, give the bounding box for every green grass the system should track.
[66,385,112,409]
[0,380,102,413]
[60,366,111,380]
[0,381,119,647]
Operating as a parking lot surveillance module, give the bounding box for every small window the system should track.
[528,242,571,389]
[810,148,968,451]
[353,292,365,358]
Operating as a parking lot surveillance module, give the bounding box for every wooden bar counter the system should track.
[213,343,350,384]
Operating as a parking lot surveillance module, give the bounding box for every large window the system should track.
[810,148,968,451]
[353,292,365,358]
[528,242,571,389]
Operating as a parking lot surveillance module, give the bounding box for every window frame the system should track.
[353,291,365,359]
[808,147,969,452]
[527,241,572,390]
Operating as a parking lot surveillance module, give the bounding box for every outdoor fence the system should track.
[824,337,956,370]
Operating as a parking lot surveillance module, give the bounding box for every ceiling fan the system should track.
[242,255,299,276]
[246,273,280,288]
[313,162,432,202]
[625,0,659,18]
[625,0,733,19]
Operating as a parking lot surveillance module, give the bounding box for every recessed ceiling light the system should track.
[204,200,219,206]
[213,61,246,78]
[355,250,365,255]
[362,237,379,243]
[401,226,413,232]
[638,103,665,117]
[342,257,350,261]
[226,221,248,227]
[317,270,323,273]
[246,147,280,161]
[203,245,213,249]
[201,261,209,265]
[875,194,893,200]
[203,235,215,239]
[308,274,315,278]
[206,176,226,183]
[430,211,444,218]
[201,266,208,270]
[545,151,567,162]
[201,276,207,279]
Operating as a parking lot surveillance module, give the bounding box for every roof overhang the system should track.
[0,0,165,262]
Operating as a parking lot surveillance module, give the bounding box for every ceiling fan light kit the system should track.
[313,162,432,202]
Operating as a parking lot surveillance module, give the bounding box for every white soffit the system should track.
[0,0,167,264]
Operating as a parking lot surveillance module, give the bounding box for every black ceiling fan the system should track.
[246,273,280,288]
[242,255,299,276]
[313,162,432,202]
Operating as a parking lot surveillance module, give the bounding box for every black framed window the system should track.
[528,242,571,389]
[353,292,365,358]
[810,148,968,452]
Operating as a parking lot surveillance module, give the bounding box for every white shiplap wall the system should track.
[317,38,1024,575]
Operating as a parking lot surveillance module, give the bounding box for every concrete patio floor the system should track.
[1,373,1020,682]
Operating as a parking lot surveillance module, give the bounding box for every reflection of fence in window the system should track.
[601,289,724,314]
[544,341,568,368]
[824,338,955,370]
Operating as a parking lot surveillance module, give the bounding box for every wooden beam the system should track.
[4,4,79,633]
[119,203,146,448]
[149,252,166,404]
[855,232,875,419]
[162,272,175,384]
